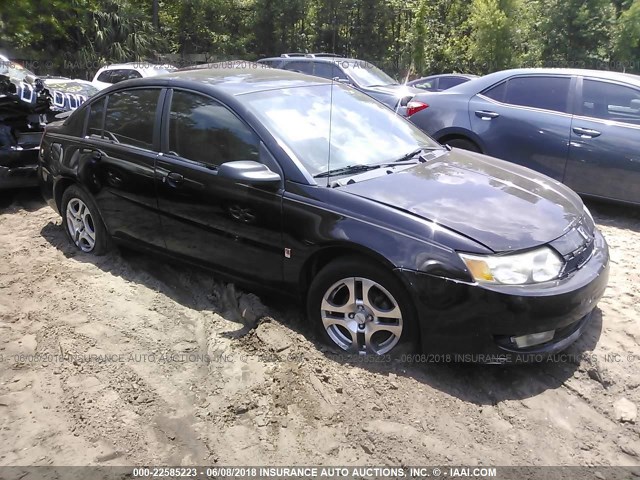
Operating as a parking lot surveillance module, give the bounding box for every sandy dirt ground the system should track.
[0,188,639,473]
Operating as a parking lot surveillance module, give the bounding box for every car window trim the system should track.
[478,74,576,117]
[576,76,640,127]
[82,96,107,138]
[160,87,264,169]
[83,87,165,153]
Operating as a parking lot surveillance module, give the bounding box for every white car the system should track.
[91,63,176,90]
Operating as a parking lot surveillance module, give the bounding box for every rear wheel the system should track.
[61,185,110,255]
[444,138,480,153]
[307,258,418,355]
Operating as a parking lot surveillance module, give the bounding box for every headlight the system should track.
[459,246,563,285]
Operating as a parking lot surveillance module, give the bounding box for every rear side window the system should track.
[439,76,467,90]
[581,79,640,125]
[484,76,571,113]
[168,90,259,167]
[282,61,313,75]
[86,98,106,137]
[109,69,142,84]
[96,71,113,83]
[103,89,160,149]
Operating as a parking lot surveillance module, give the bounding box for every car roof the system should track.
[453,68,640,93]
[177,60,268,71]
[258,56,363,64]
[117,67,331,96]
[99,63,174,72]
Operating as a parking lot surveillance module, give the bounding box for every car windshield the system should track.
[338,61,397,87]
[243,84,440,178]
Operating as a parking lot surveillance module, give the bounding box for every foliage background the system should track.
[1,0,639,79]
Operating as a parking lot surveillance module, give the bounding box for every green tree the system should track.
[537,0,615,67]
[613,0,640,71]
[468,0,516,72]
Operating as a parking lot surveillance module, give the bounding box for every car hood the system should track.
[339,150,585,252]
[42,79,97,111]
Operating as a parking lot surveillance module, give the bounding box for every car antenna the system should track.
[326,71,335,188]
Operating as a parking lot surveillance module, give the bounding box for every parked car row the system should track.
[256,53,423,114]
[38,66,610,360]
[406,68,640,205]
[1,57,181,190]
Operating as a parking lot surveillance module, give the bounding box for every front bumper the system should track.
[397,230,609,359]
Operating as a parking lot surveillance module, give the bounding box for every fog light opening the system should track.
[511,330,555,348]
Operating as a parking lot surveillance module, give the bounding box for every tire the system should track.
[61,185,110,255]
[307,257,418,356]
[445,138,481,153]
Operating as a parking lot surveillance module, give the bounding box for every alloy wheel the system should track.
[320,276,403,355]
[65,198,96,252]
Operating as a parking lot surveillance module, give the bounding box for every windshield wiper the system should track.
[313,164,380,179]
[391,146,442,163]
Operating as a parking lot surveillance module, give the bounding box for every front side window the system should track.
[314,62,348,81]
[484,76,571,113]
[103,89,160,149]
[581,79,640,125]
[243,84,439,177]
[168,90,259,167]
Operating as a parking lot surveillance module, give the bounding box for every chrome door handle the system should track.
[475,110,500,120]
[572,127,601,138]
[163,172,184,187]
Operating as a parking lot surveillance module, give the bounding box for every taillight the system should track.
[406,101,429,117]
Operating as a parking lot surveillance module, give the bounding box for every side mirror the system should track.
[217,160,281,187]
[333,77,351,85]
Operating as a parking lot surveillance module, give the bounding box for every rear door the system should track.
[565,77,640,204]
[468,75,574,181]
[81,87,165,247]
[155,89,284,283]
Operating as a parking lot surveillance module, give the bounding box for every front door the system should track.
[155,89,283,283]
[468,75,574,182]
[565,77,640,204]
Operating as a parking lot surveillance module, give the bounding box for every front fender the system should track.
[282,184,482,293]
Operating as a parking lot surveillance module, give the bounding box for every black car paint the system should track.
[39,69,609,356]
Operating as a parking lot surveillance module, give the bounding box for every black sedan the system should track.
[38,68,609,359]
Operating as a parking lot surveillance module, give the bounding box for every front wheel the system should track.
[61,185,110,255]
[307,258,418,356]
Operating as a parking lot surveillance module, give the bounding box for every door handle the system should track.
[475,110,500,120]
[163,172,184,187]
[572,127,601,138]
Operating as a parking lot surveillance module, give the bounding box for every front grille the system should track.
[550,215,596,277]
[563,238,595,275]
